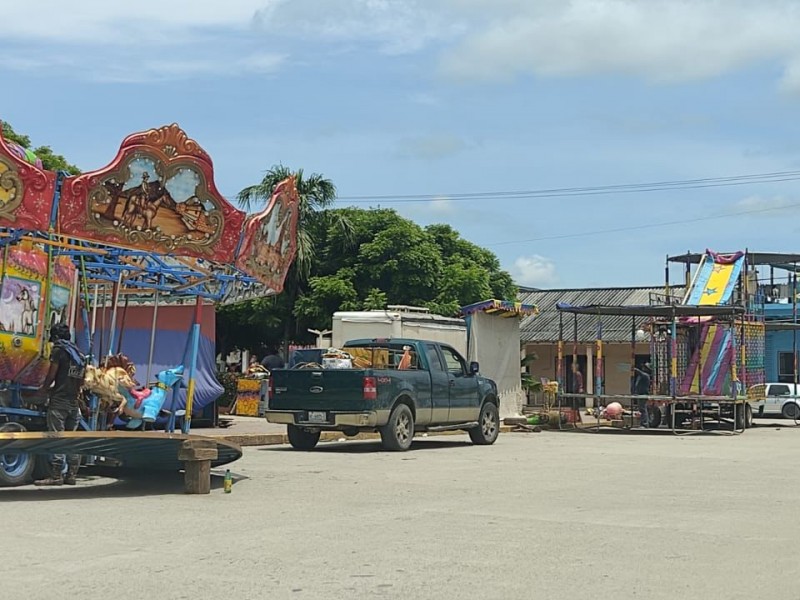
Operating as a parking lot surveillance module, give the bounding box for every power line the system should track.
[332,170,800,203]
[486,200,800,247]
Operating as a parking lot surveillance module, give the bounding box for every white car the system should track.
[752,383,800,419]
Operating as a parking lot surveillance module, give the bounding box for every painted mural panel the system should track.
[0,123,56,231]
[58,124,246,262]
[234,176,299,293]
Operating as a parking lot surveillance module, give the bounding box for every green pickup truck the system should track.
[265,338,500,451]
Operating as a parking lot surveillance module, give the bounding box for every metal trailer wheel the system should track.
[647,405,663,429]
[0,422,35,487]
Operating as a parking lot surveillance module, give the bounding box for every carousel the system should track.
[0,122,300,489]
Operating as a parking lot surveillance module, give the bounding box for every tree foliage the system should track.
[217,204,517,354]
[1,122,81,175]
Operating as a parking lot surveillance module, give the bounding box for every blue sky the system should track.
[5,0,800,289]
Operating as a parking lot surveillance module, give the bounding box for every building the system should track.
[764,303,800,383]
[517,285,684,396]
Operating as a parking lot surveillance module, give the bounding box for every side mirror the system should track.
[469,361,480,375]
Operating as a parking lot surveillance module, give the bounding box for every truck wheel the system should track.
[287,425,320,450]
[782,402,800,420]
[380,404,414,451]
[469,402,500,445]
[0,423,35,487]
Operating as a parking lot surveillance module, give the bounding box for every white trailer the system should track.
[331,305,467,356]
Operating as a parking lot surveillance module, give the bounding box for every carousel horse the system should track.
[83,364,138,415]
[122,365,185,430]
[81,354,156,425]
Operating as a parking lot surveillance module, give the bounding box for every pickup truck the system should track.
[265,338,500,451]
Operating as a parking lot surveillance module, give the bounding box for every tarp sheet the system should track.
[466,311,524,419]
[75,304,222,414]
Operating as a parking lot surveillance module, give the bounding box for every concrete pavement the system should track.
[3,425,800,599]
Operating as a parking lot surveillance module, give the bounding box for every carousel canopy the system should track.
[0,122,299,303]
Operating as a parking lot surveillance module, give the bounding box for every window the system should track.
[389,344,418,370]
[778,352,798,384]
[425,344,445,372]
[769,384,791,397]
[441,347,466,376]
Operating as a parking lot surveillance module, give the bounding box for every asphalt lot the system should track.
[2,424,800,600]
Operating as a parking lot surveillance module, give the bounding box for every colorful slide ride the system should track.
[679,250,745,396]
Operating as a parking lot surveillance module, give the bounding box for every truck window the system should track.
[425,343,445,371]
[770,384,791,396]
[388,345,419,370]
[441,346,466,377]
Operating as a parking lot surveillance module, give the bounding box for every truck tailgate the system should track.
[270,369,373,411]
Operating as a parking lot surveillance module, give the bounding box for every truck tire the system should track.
[469,402,500,445]
[380,403,414,451]
[0,423,35,487]
[782,402,800,420]
[287,425,320,450]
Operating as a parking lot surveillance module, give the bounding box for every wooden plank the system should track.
[184,460,211,494]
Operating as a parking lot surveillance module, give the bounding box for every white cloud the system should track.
[436,0,800,92]
[396,134,467,160]
[511,255,558,287]
[7,0,800,93]
[409,92,441,107]
[255,0,463,55]
[0,1,283,80]
[428,196,454,213]
[2,1,275,44]
[736,195,800,214]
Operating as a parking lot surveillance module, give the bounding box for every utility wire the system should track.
[486,200,800,247]
[332,170,800,203]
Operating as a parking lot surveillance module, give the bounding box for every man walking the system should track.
[34,324,86,487]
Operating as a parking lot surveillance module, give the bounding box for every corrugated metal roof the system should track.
[517,285,685,343]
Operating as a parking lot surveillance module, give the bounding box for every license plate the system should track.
[307,411,327,423]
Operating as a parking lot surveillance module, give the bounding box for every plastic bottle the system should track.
[223,469,232,493]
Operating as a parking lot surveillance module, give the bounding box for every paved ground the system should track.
[2,425,800,599]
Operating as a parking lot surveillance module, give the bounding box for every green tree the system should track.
[231,165,353,350]
[1,122,81,175]
[289,207,516,331]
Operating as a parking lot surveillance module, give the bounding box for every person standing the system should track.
[570,363,584,394]
[260,346,284,371]
[34,324,86,487]
[634,363,652,428]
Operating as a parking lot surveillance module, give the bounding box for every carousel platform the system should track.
[0,430,242,471]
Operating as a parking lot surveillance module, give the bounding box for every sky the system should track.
[5,0,800,289]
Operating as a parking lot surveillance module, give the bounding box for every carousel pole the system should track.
[90,283,99,359]
[182,295,203,434]
[106,270,123,359]
[145,289,160,384]
[78,257,93,359]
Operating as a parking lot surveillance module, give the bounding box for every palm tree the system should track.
[237,165,353,350]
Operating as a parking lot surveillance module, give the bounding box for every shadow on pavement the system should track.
[0,467,247,501]
[262,439,475,454]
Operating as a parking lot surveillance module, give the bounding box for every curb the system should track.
[210,425,517,447]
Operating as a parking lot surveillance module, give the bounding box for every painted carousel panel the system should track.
[58,124,246,262]
[234,176,299,293]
